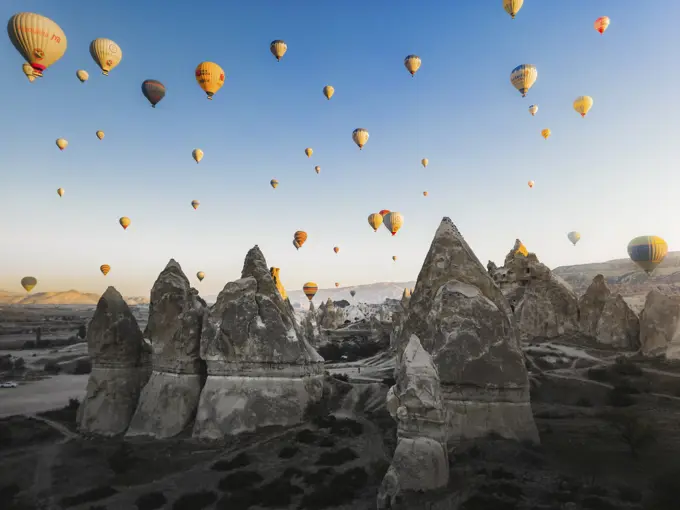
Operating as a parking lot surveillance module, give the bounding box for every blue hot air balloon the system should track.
[141,79,166,108]
[627,235,668,274]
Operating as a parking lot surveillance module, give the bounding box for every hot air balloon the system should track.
[404,55,421,76]
[368,213,383,232]
[567,231,581,246]
[191,200,200,210]
[627,236,668,274]
[76,69,88,83]
[270,179,279,189]
[315,166,320,174]
[333,247,340,254]
[510,64,538,97]
[323,85,334,100]
[594,16,610,35]
[335,282,339,288]
[541,128,551,140]
[21,276,37,292]
[379,210,390,217]
[96,130,104,140]
[383,212,404,236]
[22,63,35,82]
[352,128,369,149]
[529,104,538,116]
[503,0,524,19]
[305,147,313,158]
[89,38,122,76]
[7,13,67,78]
[423,191,428,196]
[197,271,205,282]
[294,231,308,249]
[303,282,318,301]
[515,242,528,257]
[350,290,356,298]
[293,239,301,250]
[141,79,166,108]
[56,138,68,151]
[57,187,64,197]
[192,149,203,163]
[392,256,397,261]
[528,180,535,188]
[100,264,111,276]
[421,158,428,168]
[119,216,131,230]
[270,40,287,61]
[195,62,225,100]
[573,96,593,117]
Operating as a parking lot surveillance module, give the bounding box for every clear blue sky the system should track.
[2,0,679,297]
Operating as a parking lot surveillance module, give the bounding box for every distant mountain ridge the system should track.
[0,289,149,306]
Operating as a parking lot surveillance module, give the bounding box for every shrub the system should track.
[73,358,92,374]
[303,468,334,486]
[646,464,680,509]
[602,411,656,459]
[60,486,118,508]
[135,491,167,510]
[607,387,635,407]
[581,495,617,510]
[0,483,20,505]
[611,357,642,376]
[328,418,363,437]
[256,478,303,507]
[332,373,349,383]
[211,452,250,472]
[107,443,137,474]
[43,360,61,374]
[172,491,217,510]
[575,397,593,407]
[318,436,336,448]
[296,429,319,444]
[315,448,358,466]
[587,367,609,382]
[217,471,263,492]
[617,485,642,503]
[299,467,368,509]
[78,325,87,339]
[381,377,396,387]
[278,445,299,459]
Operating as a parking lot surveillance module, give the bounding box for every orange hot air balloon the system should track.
[368,213,383,232]
[594,16,610,35]
[392,256,397,261]
[191,200,200,210]
[303,282,318,301]
[294,230,308,249]
[119,216,131,230]
[315,166,320,174]
[335,282,339,288]
[528,180,535,188]
[379,209,390,217]
[333,246,340,254]
[423,191,428,196]
[100,264,111,276]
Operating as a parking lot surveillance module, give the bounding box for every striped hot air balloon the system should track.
[303,282,318,301]
[627,236,668,274]
[100,264,111,276]
[510,64,538,97]
[294,231,308,249]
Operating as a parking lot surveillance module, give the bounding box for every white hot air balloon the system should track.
[529,104,538,116]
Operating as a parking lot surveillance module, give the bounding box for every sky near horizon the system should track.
[2,1,680,297]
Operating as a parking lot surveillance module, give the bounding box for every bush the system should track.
[296,429,319,444]
[135,491,167,510]
[575,397,593,407]
[607,387,635,407]
[0,483,20,506]
[107,443,137,474]
[211,452,250,472]
[60,486,118,508]
[299,467,368,509]
[581,495,617,510]
[256,478,303,507]
[73,358,92,374]
[303,468,334,486]
[646,464,680,509]
[318,436,336,448]
[587,367,609,382]
[315,448,358,466]
[43,360,61,374]
[617,485,642,503]
[278,446,299,459]
[332,373,349,383]
[381,377,396,387]
[611,357,642,376]
[602,411,656,459]
[172,491,217,510]
[78,324,87,339]
[217,471,263,492]
[328,418,363,437]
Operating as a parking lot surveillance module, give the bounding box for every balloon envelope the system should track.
[627,235,668,274]
[8,13,67,77]
[368,213,383,232]
[119,216,131,230]
[594,16,610,34]
[195,62,225,99]
[294,231,308,248]
[57,187,64,197]
[383,212,404,236]
[20,276,37,292]
[270,179,279,189]
[89,38,122,75]
[567,231,581,246]
[76,69,88,82]
[192,149,203,163]
[100,264,111,276]
[270,40,287,61]
[142,79,166,107]
[541,129,551,140]
[191,200,200,210]
[96,130,104,140]
[323,85,334,100]
[352,128,369,149]
[503,0,524,18]
[510,64,537,97]
[197,271,205,281]
[529,104,538,116]
[404,55,421,76]
[303,282,318,301]
[573,96,593,117]
[56,138,68,150]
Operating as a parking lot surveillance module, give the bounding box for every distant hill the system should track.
[0,289,149,306]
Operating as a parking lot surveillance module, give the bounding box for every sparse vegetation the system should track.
[606,387,636,407]
[211,452,250,472]
[135,491,167,510]
[296,428,319,444]
[331,373,349,382]
[602,411,656,459]
[171,490,217,510]
[217,470,263,491]
[315,447,358,466]
[299,467,369,509]
[278,445,300,458]
[646,463,680,510]
[60,486,118,508]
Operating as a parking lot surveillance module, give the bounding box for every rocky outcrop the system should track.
[193,246,325,439]
[640,290,680,359]
[270,267,287,300]
[395,218,539,446]
[318,298,344,329]
[579,275,610,336]
[78,287,150,436]
[378,334,448,509]
[301,301,322,347]
[126,260,207,439]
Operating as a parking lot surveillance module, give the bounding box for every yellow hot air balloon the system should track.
[195,62,225,100]
[191,200,200,210]
[89,38,122,76]
[333,246,340,254]
[76,69,89,83]
[305,147,313,158]
[529,104,538,116]
[100,264,111,276]
[270,40,287,61]
[423,191,428,196]
[335,282,340,288]
[21,276,37,292]
[541,128,551,140]
[22,63,35,82]
[383,212,404,236]
[119,216,131,230]
[197,271,205,282]
[510,64,538,97]
[421,158,428,168]
[294,230,308,249]
[56,138,68,151]
[515,242,528,257]
[392,256,397,261]
[573,96,593,118]
[594,16,610,35]
[404,55,421,76]
[7,13,67,78]
[352,128,369,150]
[270,179,279,189]
[368,213,383,232]
[528,180,535,188]
[323,85,334,100]
[303,282,318,301]
[503,0,524,19]
[57,187,64,197]
[627,236,668,274]
[192,149,204,163]
[96,130,104,140]
[567,231,581,246]
[315,166,320,174]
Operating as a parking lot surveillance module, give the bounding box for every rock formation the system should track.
[78,287,150,436]
[396,218,539,446]
[270,267,287,300]
[301,301,322,347]
[640,290,680,359]
[378,334,448,509]
[578,275,610,336]
[193,246,325,439]
[126,260,207,439]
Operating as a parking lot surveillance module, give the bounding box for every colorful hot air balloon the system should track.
[56,138,68,151]
[314,166,320,174]
[195,62,225,100]
[141,79,166,108]
[423,191,428,196]
[191,200,200,210]
[96,130,104,140]
[294,231,308,249]
[323,85,334,100]
[404,55,421,76]
[76,69,88,83]
[352,128,369,149]
[57,187,64,197]
[7,13,67,78]
[333,246,340,254]
[528,180,535,188]
[379,210,390,217]
[22,63,35,82]
[192,149,203,163]
[368,213,383,232]
[100,264,111,276]
[21,276,37,292]
[573,96,593,117]
[594,16,610,35]
[392,256,397,261]
[515,242,528,257]
[503,0,524,19]
[305,147,313,158]
[383,212,404,236]
[335,282,340,288]
[510,64,538,97]
[529,104,538,116]
[350,290,356,298]
[89,38,122,76]
[119,216,131,230]
[197,271,205,281]
[421,158,428,168]
[293,239,301,250]
[541,128,551,140]
[270,179,279,189]
[567,231,581,246]
[270,40,287,61]
[627,236,668,274]
[303,282,318,301]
